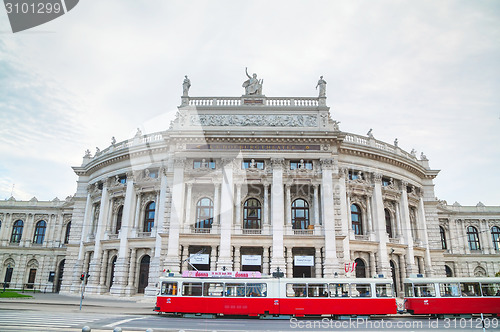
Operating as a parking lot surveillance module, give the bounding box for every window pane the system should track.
[413,284,436,297]
[287,283,307,297]
[308,284,328,297]
[481,283,500,296]
[203,282,224,297]
[375,284,393,297]
[329,283,349,297]
[351,284,371,297]
[439,283,460,297]
[226,283,245,297]
[183,282,202,296]
[161,282,178,295]
[246,283,267,297]
[461,282,480,296]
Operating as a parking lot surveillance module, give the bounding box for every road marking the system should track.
[105,316,147,328]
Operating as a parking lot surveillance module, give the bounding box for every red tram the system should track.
[404,277,500,316]
[154,271,397,317]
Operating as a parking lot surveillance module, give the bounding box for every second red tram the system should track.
[155,273,397,317]
[404,277,500,316]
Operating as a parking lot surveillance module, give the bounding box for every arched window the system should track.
[385,209,393,238]
[355,258,366,278]
[10,220,23,243]
[195,198,213,229]
[243,198,261,229]
[143,202,155,232]
[440,226,447,250]
[64,222,71,244]
[116,205,123,234]
[467,226,480,250]
[292,199,309,230]
[33,220,47,244]
[492,226,500,251]
[351,204,363,235]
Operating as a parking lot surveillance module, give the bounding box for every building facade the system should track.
[1,76,499,297]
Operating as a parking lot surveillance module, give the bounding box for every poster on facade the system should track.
[294,256,314,266]
[241,255,262,266]
[189,254,209,265]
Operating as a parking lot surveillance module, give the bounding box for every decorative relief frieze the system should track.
[190,114,318,127]
[12,213,26,221]
[34,214,48,222]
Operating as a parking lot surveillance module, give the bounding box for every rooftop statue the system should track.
[316,76,327,97]
[182,75,191,97]
[242,67,263,95]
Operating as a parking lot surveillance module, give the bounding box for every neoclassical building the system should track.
[1,75,499,296]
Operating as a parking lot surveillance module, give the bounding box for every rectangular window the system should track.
[182,282,202,296]
[286,283,307,297]
[161,282,178,295]
[404,284,414,297]
[329,283,349,297]
[290,160,313,170]
[242,160,264,170]
[203,282,224,297]
[480,283,500,296]
[439,283,460,297]
[307,283,328,297]
[226,283,245,297]
[246,283,267,297]
[351,283,371,297]
[375,283,393,297]
[193,159,216,169]
[460,282,480,297]
[413,284,436,297]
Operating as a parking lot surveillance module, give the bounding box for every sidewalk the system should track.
[0,292,156,315]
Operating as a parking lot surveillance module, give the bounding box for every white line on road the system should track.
[105,316,147,328]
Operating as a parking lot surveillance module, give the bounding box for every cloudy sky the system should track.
[0,1,499,205]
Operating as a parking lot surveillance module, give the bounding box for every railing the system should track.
[355,235,370,241]
[89,133,164,161]
[191,228,211,234]
[293,229,314,235]
[187,96,319,107]
[242,229,262,235]
[344,133,419,162]
[137,232,151,238]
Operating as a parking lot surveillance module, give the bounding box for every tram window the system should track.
[246,283,267,297]
[183,282,202,296]
[375,284,393,297]
[439,283,460,297]
[308,283,328,297]
[351,283,371,297]
[481,283,500,296]
[404,284,414,297]
[329,283,349,297]
[203,282,224,297]
[161,282,178,295]
[413,284,436,297]
[226,283,245,297]
[287,283,307,297]
[460,282,480,297]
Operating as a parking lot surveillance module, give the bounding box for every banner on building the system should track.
[294,255,314,266]
[189,254,210,265]
[241,255,262,266]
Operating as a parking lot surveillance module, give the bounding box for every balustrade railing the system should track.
[187,96,319,107]
[344,133,420,163]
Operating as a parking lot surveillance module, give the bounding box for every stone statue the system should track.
[182,75,191,97]
[135,128,142,137]
[84,149,91,158]
[367,128,373,138]
[410,149,417,158]
[111,136,116,145]
[316,76,327,97]
[394,138,398,147]
[243,67,263,95]
[420,152,428,161]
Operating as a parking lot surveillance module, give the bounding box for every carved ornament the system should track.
[190,114,318,127]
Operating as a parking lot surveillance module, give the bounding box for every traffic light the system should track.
[80,273,85,281]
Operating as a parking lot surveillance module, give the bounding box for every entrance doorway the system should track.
[138,255,150,293]
[355,258,366,278]
[56,260,65,292]
[27,269,36,289]
[109,256,117,289]
[293,265,312,278]
[390,260,398,295]
[4,267,13,288]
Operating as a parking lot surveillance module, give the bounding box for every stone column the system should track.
[369,252,376,277]
[313,184,320,225]
[285,184,292,226]
[262,247,270,275]
[337,169,350,265]
[181,245,189,272]
[87,179,111,294]
[234,246,241,271]
[395,203,403,239]
[398,254,405,293]
[0,213,12,246]
[263,183,270,233]
[110,172,136,296]
[185,183,193,228]
[399,181,416,275]
[417,194,433,276]
[270,158,286,272]
[320,159,338,276]
[22,213,35,247]
[165,158,185,273]
[372,173,390,276]
[286,247,293,278]
[125,249,137,295]
[146,167,169,296]
[210,246,218,271]
[99,250,109,287]
[235,184,242,229]
[218,158,234,270]
[213,182,221,226]
[314,247,322,278]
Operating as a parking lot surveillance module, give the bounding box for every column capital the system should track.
[271,157,285,169]
[320,158,334,170]
[173,158,186,168]
[373,173,383,183]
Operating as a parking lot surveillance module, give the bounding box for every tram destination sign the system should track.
[186,143,320,151]
[182,271,262,278]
